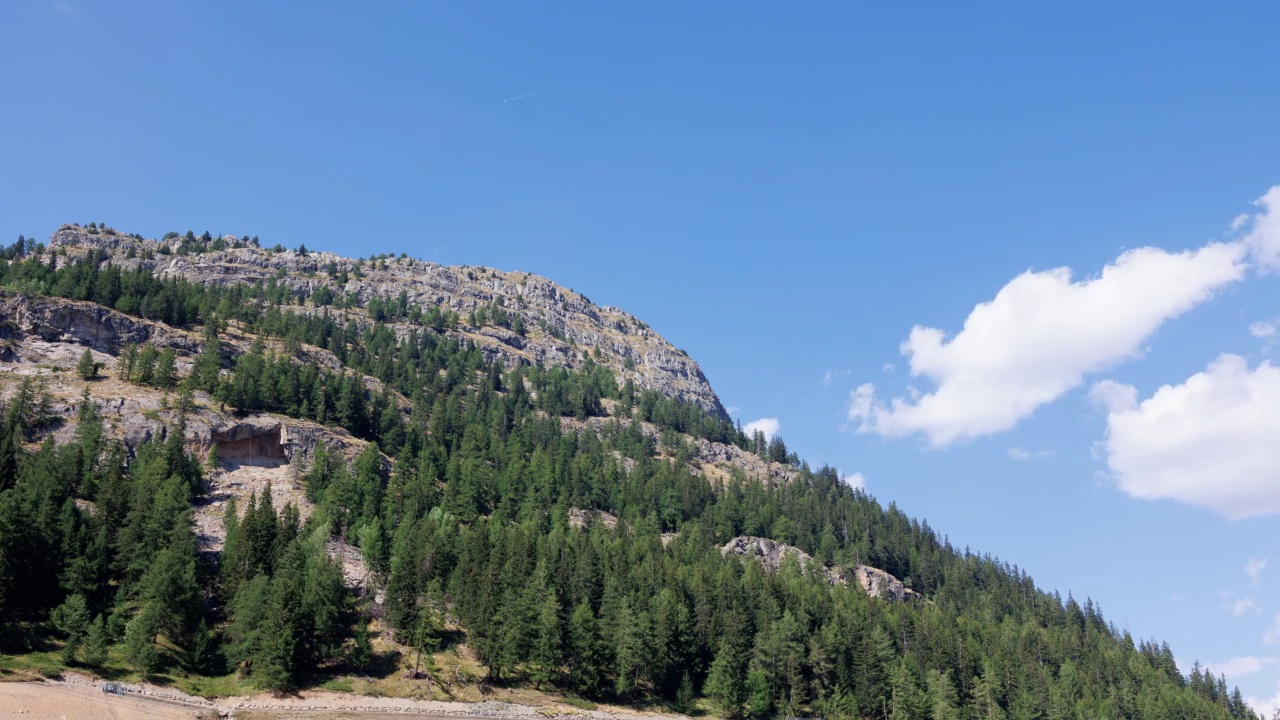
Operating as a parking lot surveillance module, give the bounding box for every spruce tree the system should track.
[118,343,137,381]
[155,348,177,389]
[566,601,604,697]
[928,669,961,720]
[705,642,748,717]
[51,593,90,662]
[76,348,97,380]
[351,617,373,673]
[530,588,563,688]
[82,615,109,666]
[675,671,697,714]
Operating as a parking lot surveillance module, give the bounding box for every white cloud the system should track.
[1094,355,1280,518]
[849,243,1247,446]
[1247,679,1280,720]
[841,471,866,491]
[1206,656,1277,678]
[822,369,851,386]
[1241,185,1280,272]
[1247,555,1271,581]
[744,417,781,441]
[1252,320,1278,339]
[1006,447,1055,461]
[1089,379,1138,413]
[53,0,80,18]
[1266,615,1280,645]
[1229,596,1261,617]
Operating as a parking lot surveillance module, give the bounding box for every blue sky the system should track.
[4,0,1280,710]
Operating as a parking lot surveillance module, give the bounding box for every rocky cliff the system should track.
[720,535,921,602]
[46,225,726,417]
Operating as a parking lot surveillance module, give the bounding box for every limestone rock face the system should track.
[559,415,798,487]
[0,292,198,355]
[720,535,920,603]
[48,226,726,417]
[719,535,821,573]
[845,564,919,603]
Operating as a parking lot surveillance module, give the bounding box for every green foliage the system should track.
[76,347,97,379]
[82,615,109,666]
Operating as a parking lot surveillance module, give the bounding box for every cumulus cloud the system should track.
[1252,320,1278,339]
[1093,355,1280,518]
[1089,380,1138,413]
[1206,656,1277,678]
[841,471,866,491]
[848,243,1247,446]
[1240,185,1280,272]
[1006,447,1055,461]
[744,417,781,441]
[1247,555,1271,582]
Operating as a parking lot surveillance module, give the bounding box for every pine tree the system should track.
[888,658,924,720]
[124,610,161,673]
[194,325,223,391]
[254,548,304,691]
[705,641,748,717]
[927,669,961,720]
[82,615,109,666]
[530,587,563,688]
[155,348,177,388]
[612,598,643,698]
[76,348,97,380]
[51,593,90,662]
[412,591,443,678]
[970,664,1007,720]
[566,601,605,697]
[675,671,697,714]
[351,617,373,673]
[136,345,158,385]
[118,343,137,381]
[745,667,772,720]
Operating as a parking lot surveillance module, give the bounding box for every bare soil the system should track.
[0,680,210,719]
[0,672,688,720]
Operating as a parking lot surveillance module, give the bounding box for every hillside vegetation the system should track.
[0,227,1259,720]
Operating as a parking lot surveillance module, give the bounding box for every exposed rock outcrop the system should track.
[559,415,798,487]
[568,507,620,530]
[0,291,198,356]
[720,536,920,603]
[48,226,726,417]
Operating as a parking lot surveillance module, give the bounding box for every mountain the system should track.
[47,224,725,417]
[0,224,1259,720]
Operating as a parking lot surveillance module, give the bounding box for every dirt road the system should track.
[0,676,679,720]
[0,680,210,719]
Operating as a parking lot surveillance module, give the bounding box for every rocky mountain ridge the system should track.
[46,225,726,418]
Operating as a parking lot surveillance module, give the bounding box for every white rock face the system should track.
[720,536,920,602]
[48,226,727,417]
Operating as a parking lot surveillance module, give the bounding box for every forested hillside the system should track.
[0,229,1260,720]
